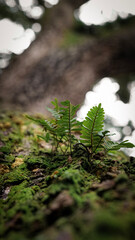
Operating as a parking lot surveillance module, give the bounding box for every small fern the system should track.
[26,115,59,151]
[26,99,81,154]
[103,139,134,152]
[80,103,105,153]
[26,101,134,160]
[80,103,134,156]
[47,98,60,120]
[58,100,81,154]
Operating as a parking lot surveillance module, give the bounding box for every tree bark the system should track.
[0,1,135,113]
[0,0,88,112]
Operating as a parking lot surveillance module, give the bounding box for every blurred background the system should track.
[0,0,135,156]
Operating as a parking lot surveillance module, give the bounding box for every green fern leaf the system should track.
[51,98,59,112]
[47,98,60,120]
[26,115,54,132]
[59,100,80,132]
[80,103,105,152]
[37,132,50,143]
[104,139,135,152]
[46,107,60,120]
[58,100,80,153]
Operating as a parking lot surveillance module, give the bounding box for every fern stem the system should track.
[91,106,100,153]
[93,135,104,154]
[75,143,91,163]
[69,102,72,155]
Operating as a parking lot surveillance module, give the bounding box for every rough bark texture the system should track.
[0,1,135,113]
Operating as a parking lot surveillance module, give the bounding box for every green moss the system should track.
[2,164,29,185]
[26,156,48,168]
[47,183,66,196]
[0,181,46,236]
[61,169,83,187]
[0,145,11,154]
[0,111,135,240]
[31,185,40,192]
[5,154,15,164]
[90,211,134,240]
[60,30,89,48]
[115,173,128,184]
[82,191,101,209]
[103,190,118,201]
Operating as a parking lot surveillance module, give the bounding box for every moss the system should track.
[5,155,15,164]
[0,145,11,154]
[90,210,135,240]
[115,173,128,184]
[43,168,86,207]
[61,169,82,185]
[26,155,50,169]
[109,151,129,163]
[82,191,101,209]
[70,209,135,240]
[31,185,40,192]
[0,181,46,236]
[0,111,135,240]
[60,30,89,48]
[103,190,118,201]
[2,164,29,185]
[0,164,10,174]
[47,183,66,196]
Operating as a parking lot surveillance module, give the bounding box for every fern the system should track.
[26,101,134,159]
[26,116,54,133]
[26,99,81,154]
[58,100,81,154]
[47,98,60,120]
[80,103,134,156]
[26,115,58,150]
[80,103,105,153]
[103,139,135,152]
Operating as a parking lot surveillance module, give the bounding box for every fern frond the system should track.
[59,100,80,132]
[51,98,59,112]
[80,103,105,152]
[103,139,135,152]
[47,98,61,120]
[37,133,50,143]
[58,100,80,153]
[46,107,60,120]
[26,100,134,157]
[26,115,54,133]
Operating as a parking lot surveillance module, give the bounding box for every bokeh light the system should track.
[0,19,35,56]
[79,0,135,25]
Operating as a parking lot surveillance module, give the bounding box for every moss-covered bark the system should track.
[0,111,135,240]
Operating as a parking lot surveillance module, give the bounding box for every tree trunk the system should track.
[0,1,135,113]
[0,0,88,112]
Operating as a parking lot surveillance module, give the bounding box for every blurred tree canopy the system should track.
[0,0,87,28]
[0,0,88,70]
[0,0,135,113]
[0,0,37,28]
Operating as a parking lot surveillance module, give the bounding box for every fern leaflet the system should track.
[58,100,80,154]
[80,103,105,153]
[103,139,135,152]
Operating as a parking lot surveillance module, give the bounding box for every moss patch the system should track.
[0,111,135,240]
